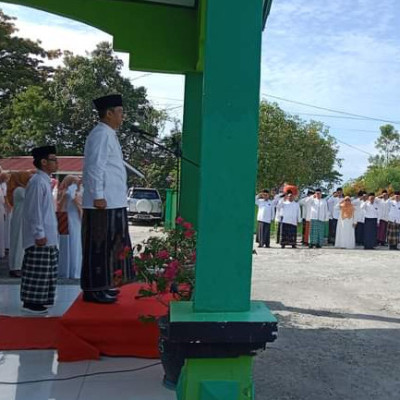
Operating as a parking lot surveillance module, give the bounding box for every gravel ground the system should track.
[252,243,400,400]
[1,226,399,399]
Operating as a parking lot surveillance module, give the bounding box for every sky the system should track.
[1,0,400,183]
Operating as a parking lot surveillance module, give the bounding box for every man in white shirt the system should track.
[277,193,300,248]
[352,191,366,246]
[255,189,274,248]
[20,146,59,314]
[386,191,400,250]
[327,188,343,244]
[306,189,329,248]
[81,94,133,304]
[299,190,314,246]
[360,192,379,249]
[376,190,389,246]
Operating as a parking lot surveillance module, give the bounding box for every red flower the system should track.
[176,216,184,225]
[140,253,151,260]
[156,250,170,259]
[164,260,180,280]
[114,269,123,277]
[191,252,196,262]
[183,222,193,230]
[184,230,194,238]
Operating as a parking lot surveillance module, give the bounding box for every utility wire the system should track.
[262,94,400,125]
[334,138,374,156]
[0,362,161,385]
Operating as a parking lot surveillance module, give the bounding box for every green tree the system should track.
[369,124,400,167]
[257,101,341,191]
[0,9,59,106]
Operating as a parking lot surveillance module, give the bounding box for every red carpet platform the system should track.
[0,316,59,350]
[57,283,170,362]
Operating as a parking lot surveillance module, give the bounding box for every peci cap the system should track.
[93,94,123,112]
[31,146,56,161]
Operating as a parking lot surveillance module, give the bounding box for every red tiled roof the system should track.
[0,156,83,173]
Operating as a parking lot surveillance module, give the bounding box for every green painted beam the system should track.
[2,0,200,73]
[180,72,203,227]
[193,0,263,312]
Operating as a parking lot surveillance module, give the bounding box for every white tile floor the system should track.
[0,284,176,400]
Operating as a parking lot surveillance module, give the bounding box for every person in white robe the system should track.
[58,175,83,279]
[334,196,356,249]
[8,171,34,277]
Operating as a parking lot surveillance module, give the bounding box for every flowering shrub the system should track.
[134,217,196,315]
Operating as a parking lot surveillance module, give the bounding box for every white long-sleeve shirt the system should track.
[83,122,127,209]
[361,201,379,219]
[328,196,342,219]
[23,170,58,249]
[306,197,329,222]
[387,200,400,223]
[376,198,389,221]
[352,198,365,223]
[299,196,313,221]
[255,196,274,223]
[279,201,301,226]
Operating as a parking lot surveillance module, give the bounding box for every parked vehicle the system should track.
[127,187,163,223]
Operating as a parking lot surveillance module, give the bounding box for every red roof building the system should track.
[0,156,83,175]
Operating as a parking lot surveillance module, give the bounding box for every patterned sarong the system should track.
[377,220,388,244]
[81,208,134,291]
[303,220,310,245]
[387,221,400,246]
[20,246,59,305]
[310,220,325,246]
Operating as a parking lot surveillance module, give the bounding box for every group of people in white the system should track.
[256,187,400,250]
[0,169,83,279]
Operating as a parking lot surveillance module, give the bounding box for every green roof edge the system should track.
[262,0,273,30]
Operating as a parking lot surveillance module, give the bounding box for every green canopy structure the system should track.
[2,1,276,398]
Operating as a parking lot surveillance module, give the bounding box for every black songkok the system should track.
[93,94,123,111]
[31,146,56,161]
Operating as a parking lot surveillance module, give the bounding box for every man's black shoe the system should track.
[22,303,48,314]
[106,289,120,297]
[83,291,116,304]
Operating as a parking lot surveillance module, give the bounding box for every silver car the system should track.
[127,187,163,223]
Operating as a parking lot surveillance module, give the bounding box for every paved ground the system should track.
[1,226,399,399]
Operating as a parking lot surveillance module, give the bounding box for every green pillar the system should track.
[180,72,203,228]
[194,0,263,313]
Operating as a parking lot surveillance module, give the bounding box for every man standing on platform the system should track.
[81,94,133,304]
[21,146,59,314]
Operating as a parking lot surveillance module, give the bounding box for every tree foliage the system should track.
[257,101,341,191]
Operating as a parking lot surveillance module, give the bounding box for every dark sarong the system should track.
[257,221,271,247]
[276,217,282,244]
[328,218,338,244]
[355,222,364,245]
[281,223,297,246]
[20,246,59,305]
[364,217,377,249]
[387,221,400,246]
[81,208,134,291]
[377,220,388,244]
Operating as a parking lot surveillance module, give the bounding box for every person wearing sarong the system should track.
[299,190,314,246]
[334,197,356,249]
[81,94,133,304]
[361,193,379,250]
[274,192,285,244]
[306,189,329,248]
[278,193,300,248]
[7,171,34,277]
[376,190,389,246]
[255,190,274,248]
[0,174,6,259]
[386,191,400,250]
[327,188,343,244]
[20,146,59,314]
[353,191,366,246]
